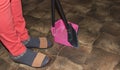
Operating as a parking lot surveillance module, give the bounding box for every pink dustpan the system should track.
[51,19,79,47]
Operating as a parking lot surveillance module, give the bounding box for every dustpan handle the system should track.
[51,0,69,30]
[51,0,55,27]
[55,0,69,29]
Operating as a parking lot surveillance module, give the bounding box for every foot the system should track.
[11,49,51,68]
[23,37,53,49]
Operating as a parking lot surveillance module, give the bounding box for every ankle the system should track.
[11,49,27,59]
[22,38,30,45]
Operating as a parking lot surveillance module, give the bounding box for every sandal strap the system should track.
[39,37,48,48]
[32,53,46,67]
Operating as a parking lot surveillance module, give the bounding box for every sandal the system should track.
[11,49,51,68]
[23,37,53,49]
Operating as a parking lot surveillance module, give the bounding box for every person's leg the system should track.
[0,0,26,56]
[0,0,50,67]
[11,0,52,49]
[11,0,29,41]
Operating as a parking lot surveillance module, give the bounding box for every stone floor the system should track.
[0,0,120,70]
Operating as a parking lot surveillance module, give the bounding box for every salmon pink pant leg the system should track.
[11,0,29,41]
[0,0,26,56]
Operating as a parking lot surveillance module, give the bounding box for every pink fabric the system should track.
[0,0,28,56]
[51,19,79,47]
